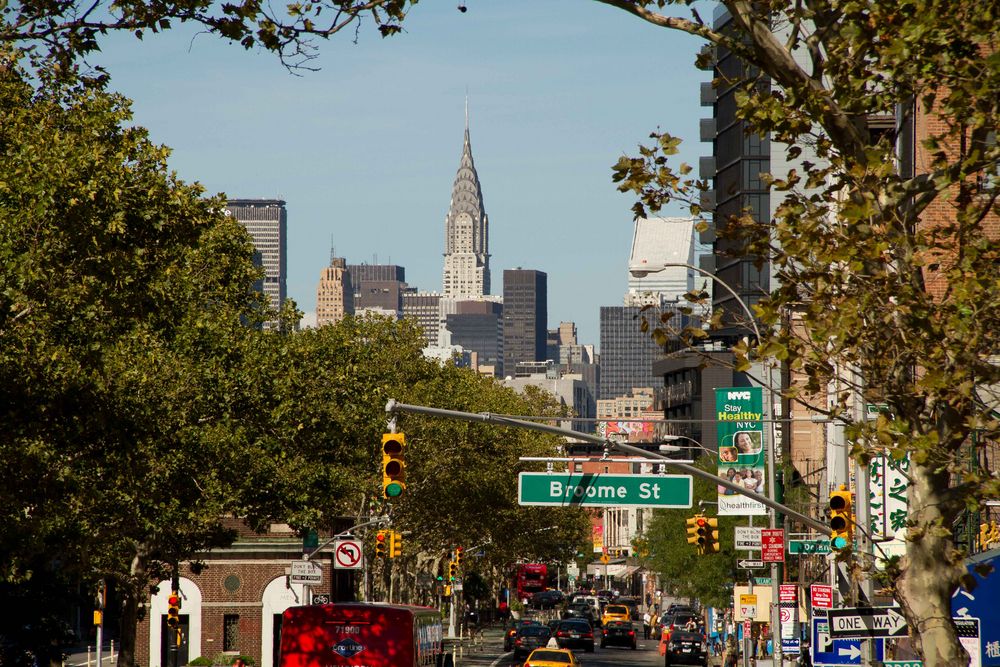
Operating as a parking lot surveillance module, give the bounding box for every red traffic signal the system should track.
[167,591,181,629]
[375,530,389,558]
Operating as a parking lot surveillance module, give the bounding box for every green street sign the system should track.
[883,662,922,667]
[789,539,832,554]
[518,472,692,508]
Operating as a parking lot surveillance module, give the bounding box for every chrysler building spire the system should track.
[442,102,490,298]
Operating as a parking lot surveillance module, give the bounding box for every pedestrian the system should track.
[724,636,739,667]
[232,659,246,667]
[642,611,651,639]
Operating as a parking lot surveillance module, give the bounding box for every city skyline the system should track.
[91,1,705,347]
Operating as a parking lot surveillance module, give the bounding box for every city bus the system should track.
[279,602,444,667]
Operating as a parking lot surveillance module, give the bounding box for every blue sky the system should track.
[94,1,706,347]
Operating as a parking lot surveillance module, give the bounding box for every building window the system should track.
[223,614,240,651]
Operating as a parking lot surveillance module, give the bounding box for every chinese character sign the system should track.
[715,387,767,516]
[870,454,910,540]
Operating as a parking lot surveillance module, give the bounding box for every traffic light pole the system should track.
[385,400,832,536]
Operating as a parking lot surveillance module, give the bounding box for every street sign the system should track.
[813,617,885,666]
[811,584,833,609]
[332,539,364,570]
[762,528,785,562]
[789,539,832,554]
[883,662,923,667]
[954,617,981,667]
[739,594,757,619]
[782,638,801,655]
[290,561,323,584]
[518,472,692,508]
[312,594,330,605]
[735,527,762,550]
[738,559,765,570]
[829,607,908,638]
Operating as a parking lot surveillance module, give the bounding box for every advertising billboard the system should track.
[715,387,768,515]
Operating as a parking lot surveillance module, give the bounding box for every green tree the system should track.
[0,53,277,665]
[607,3,1000,665]
[645,459,740,609]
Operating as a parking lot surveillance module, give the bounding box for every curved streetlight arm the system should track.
[629,261,762,342]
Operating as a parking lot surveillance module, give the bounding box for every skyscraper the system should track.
[502,269,546,378]
[347,264,406,318]
[315,256,354,326]
[599,305,673,401]
[442,104,490,298]
[225,199,287,328]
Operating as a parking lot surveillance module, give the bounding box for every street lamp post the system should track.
[630,261,782,666]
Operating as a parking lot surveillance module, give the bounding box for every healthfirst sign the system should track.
[715,387,767,516]
[518,472,692,508]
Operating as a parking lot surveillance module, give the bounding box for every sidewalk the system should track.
[444,625,508,666]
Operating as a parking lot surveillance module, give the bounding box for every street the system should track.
[456,630,675,667]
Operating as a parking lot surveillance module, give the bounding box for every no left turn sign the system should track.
[333,539,364,569]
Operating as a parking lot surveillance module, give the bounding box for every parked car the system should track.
[512,625,552,659]
[505,618,541,651]
[600,620,638,650]
[531,589,565,609]
[553,619,596,653]
[662,630,709,666]
[522,648,581,666]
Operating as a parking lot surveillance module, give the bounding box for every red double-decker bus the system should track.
[514,563,548,601]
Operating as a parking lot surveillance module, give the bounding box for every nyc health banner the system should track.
[715,387,768,515]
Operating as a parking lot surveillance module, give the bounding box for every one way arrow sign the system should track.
[738,559,765,569]
[829,607,908,638]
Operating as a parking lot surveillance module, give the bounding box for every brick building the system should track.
[137,521,348,667]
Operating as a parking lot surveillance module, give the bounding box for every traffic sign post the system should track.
[291,561,323,584]
[789,539,832,555]
[829,607,908,638]
[812,616,885,666]
[735,527,762,550]
[332,539,364,570]
[518,472,692,508]
[761,528,785,562]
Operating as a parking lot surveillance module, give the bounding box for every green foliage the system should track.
[645,458,739,609]
[186,658,214,666]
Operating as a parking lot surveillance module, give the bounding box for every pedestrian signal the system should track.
[829,485,854,550]
[375,530,389,558]
[166,591,181,630]
[381,433,406,499]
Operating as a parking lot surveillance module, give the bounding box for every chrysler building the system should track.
[442,104,490,298]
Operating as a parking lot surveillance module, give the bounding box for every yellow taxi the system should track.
[521,648,581,666]
[601,603,631,625]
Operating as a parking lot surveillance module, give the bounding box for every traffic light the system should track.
[166,591,181,630]
[455,546,464,566]
[94,580,106,627]
[448,560,458,580]
[700,517,720,553]
[980,521,1000,550]
[390,531,403,558]
[375,530,389,558]
[381,432,406,499]
[686,516,701,549]
[829,485,854,550]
